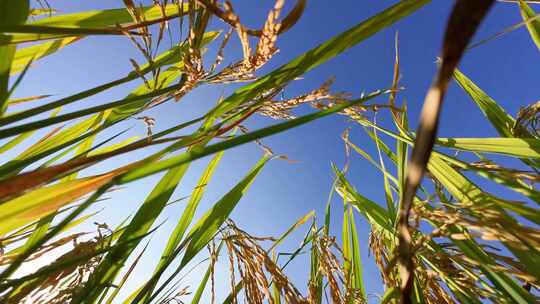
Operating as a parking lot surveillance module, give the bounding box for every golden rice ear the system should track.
[193,0,305,79]
[195,0,306,37]
[222,220,308,304]
[397,1,495,302]
[2,224,113,304]
[514,100,540,137]
[252,0,285,69]
[258,77,348,120]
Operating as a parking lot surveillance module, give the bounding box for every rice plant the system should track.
[0,0,538,303]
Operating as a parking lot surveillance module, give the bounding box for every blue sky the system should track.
[5,0,540,302]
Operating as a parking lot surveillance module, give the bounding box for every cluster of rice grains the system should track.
[4,224,112,304]
[216,220,366,304]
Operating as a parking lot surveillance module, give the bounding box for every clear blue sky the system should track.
[6,0,540,302]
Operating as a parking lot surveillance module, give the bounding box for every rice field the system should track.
[0,0,539,303]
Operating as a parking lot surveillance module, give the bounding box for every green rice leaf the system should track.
[334,167,393,233]
[10,37,79,74]
[453,69,516,137]
[428,153,540,225]
[0,0,29,114]
[270,210,315,251]
[437,152,540,204]
[342,205,366,299]
[2,3,190,44]
[7,94,51,105]
[437,137,540,159]
[0,106,61,155]
[158,150,225,268]
[180,156,269,268]
[518,0,540,51]
[360,118,540,204]
[373,126,397,218]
